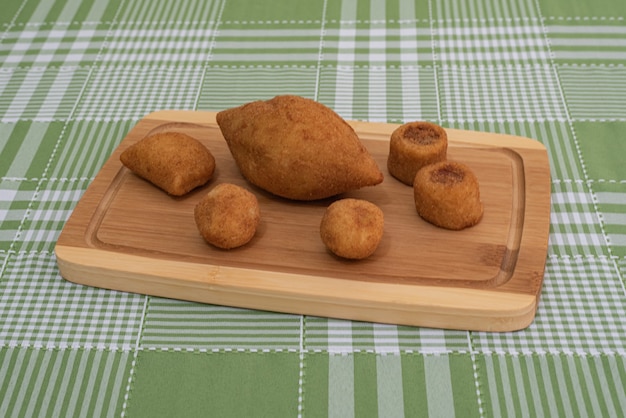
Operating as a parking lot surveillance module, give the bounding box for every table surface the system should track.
[1,0,625,417]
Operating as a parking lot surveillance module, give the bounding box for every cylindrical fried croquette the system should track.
[387,121,448,186]
[120,132,215,196]
[413,161,483,230]
[194,183,260,249]
[320,198,384,260]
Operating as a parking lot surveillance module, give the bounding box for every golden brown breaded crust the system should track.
[387,121,448,186]
[320,198,384,260]
[413,161,483,230]
[120,132,215,196]
[194,183,260,249]
[216,95,383,200]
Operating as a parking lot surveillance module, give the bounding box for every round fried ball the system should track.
[320,198,384,260]
[387,121,448,186]
[413,161,483,230]
[194,183,260,249]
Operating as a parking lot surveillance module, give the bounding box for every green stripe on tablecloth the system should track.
[101,25,216,66]
[318,65,439,123]
[0,24,109,68]
[438,65,566,122]
[47,120,134,179]
[307,353,480,418]
[591,184,626,257]
[302,353,329,418]
[433,25,550,65]
[433,0,540,20]
[141,298,302,350]
[559,67,626,120]
[117,0,223,26]
[197,66,318,111]
[304,317,471,353]
[546,23,626,65]
[0,122,64,179]
[72,65,204,120]
[0,68,90,122]
[219,0,325,25]
[478,354,626,417]
[212,30,322,66]
[575,122,626,181]
[125,350,300,417]
[537,0,626,17]
[0,0,23,24]
[353,353,378,416]
[0,346,131,418]
[400,354,428,416]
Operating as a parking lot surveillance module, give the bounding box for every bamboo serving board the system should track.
[55,110,551,332]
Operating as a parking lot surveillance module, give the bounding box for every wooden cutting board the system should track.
[55,110,551,332]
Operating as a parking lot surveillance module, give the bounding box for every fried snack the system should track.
[413,161,483,230]
[320,198,384,260]
[216,95,383,200]
[120,132,215,196]
[194,183,260,249]
[387,121,448,186]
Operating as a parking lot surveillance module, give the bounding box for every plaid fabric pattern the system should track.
[1,0,626,416]
[0,253,145,350]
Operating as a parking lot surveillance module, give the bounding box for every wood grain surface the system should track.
[55,110,551,331]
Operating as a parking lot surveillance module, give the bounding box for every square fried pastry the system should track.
[120,132,215,196]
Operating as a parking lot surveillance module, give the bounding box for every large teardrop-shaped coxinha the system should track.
[216,95,384,201]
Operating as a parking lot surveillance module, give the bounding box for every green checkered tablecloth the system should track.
[1,0,625,416]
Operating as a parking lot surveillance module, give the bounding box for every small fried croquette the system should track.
[413,161,483,230]
[387,121,448,186]
[194,183,260,249]
[120,132,215,196]
[320,198,384,260]
[216,95,383,201]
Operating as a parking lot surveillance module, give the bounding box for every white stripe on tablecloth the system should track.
[376,355,405,418]
[368,0,387,122]
[482,356,503,417]
[22,350,52,418]
[374,323,404,417]
[85,0,112,22]
[0,348,25,416]
[565,355,590,416]
[592,356,619,418]
[551,357,576,417]
[608,234,626,246]
[606,355,626,414]
[578,357,604,417]
[512,358,531,417]
[329,354,355,418]
[494,356,516,416]
[49,350,77,418]
[595,192,626,205]
[3,123,48,178]
[64,349,90,418]
[424,355,455,418]
[333,0,357,120]
[537,355,562,418]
